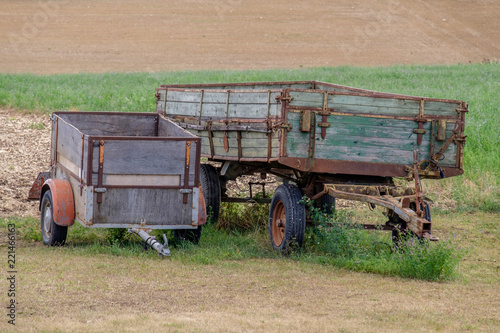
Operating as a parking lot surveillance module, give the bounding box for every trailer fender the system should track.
[40,179,75,227]
[198,185,207,226]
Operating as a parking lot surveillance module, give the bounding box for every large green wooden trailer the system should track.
[156,81,467,253]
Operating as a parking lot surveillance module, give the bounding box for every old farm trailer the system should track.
[29,112,206,256]
[156,81,467,253]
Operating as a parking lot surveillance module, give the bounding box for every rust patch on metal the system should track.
[300,110,312,132]
[28,172,49,200]
[197,185,207,226]
[97,140,105,204]
[183,141,192,204]
[223,133,229,152]
[44,178,75,227]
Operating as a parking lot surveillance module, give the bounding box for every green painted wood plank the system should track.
[289,91,460,118]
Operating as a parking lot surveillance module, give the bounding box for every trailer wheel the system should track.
[318,194,336,215]
[268,184,306,254]
[174,226,202,245]
[200,164,221,224]
[40,190,68,246]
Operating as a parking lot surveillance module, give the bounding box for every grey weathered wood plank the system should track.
[158,116,198,138]
[58,113,157,136]
[56,119,83,167]
[93,188,194,225]
[289,92,460,118]
[165,101,281,119]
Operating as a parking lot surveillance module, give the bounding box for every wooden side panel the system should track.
[160,82,314,91]
[93,189,193,225]
[57,113,157,136]
[189,130,280,159]
[157,116,197,138]
[288,91,461,118]
[314,82,375,94]
[286,112,458,167]
[158,89,282,119]
[56,118,83,170]
[98,140,195,186]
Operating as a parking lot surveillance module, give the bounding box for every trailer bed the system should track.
[156,81,467,180]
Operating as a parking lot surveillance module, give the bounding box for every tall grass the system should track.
[1,63,498,211]
[299,199,464,281]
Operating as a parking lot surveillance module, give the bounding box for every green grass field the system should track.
[1,63,499,211]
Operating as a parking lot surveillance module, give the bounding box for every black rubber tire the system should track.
[200,164,221,224]
[317,193,336,215]
[391,202,431,242]
[173,226,202,245]
[268,184,306,254]
[40,190,68,246]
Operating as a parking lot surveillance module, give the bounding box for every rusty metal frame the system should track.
[158,80,467,104]
[277,156,463,178]
[317,184,434,239]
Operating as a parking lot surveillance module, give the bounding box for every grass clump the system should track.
[300,198,464,281]
[217,200,269,233]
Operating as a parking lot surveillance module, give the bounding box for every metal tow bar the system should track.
[318,185,438,241]
[130,228,171,256]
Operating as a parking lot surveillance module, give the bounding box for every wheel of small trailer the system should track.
[40,190,68,246]
[268,184,306,254]
[391,202,431,243]
[173,226,202,245]
[200,164,221,224]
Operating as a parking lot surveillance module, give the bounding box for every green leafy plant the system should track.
[300,197,465,281]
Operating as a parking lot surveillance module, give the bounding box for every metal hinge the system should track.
[281,122,293,132]
[276,93,293,102]
[413,128,427,134]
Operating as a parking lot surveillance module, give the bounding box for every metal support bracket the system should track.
[321,183,436,240]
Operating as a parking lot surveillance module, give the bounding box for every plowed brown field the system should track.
[1,0,499,74]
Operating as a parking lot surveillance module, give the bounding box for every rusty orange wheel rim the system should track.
[271,200,286,246]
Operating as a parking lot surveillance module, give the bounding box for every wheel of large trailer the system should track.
[268,184,306,254]
[173,226,202,245]
[200,164,221,224]
[318,193,336,215]
[391,202,431,243]
[40,190,68,246]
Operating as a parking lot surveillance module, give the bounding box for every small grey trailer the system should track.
[29,112,206,256]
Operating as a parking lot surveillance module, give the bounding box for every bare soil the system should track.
[0,109,50,218]
[0,0,499,74]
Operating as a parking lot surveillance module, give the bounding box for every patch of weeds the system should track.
[22,217,42,242]
[1,216,42,242]
[392,235,465,281]
[27,122,45,130]
[217,194,269,233]
[106,228,132,245]
[300,198,464,281]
